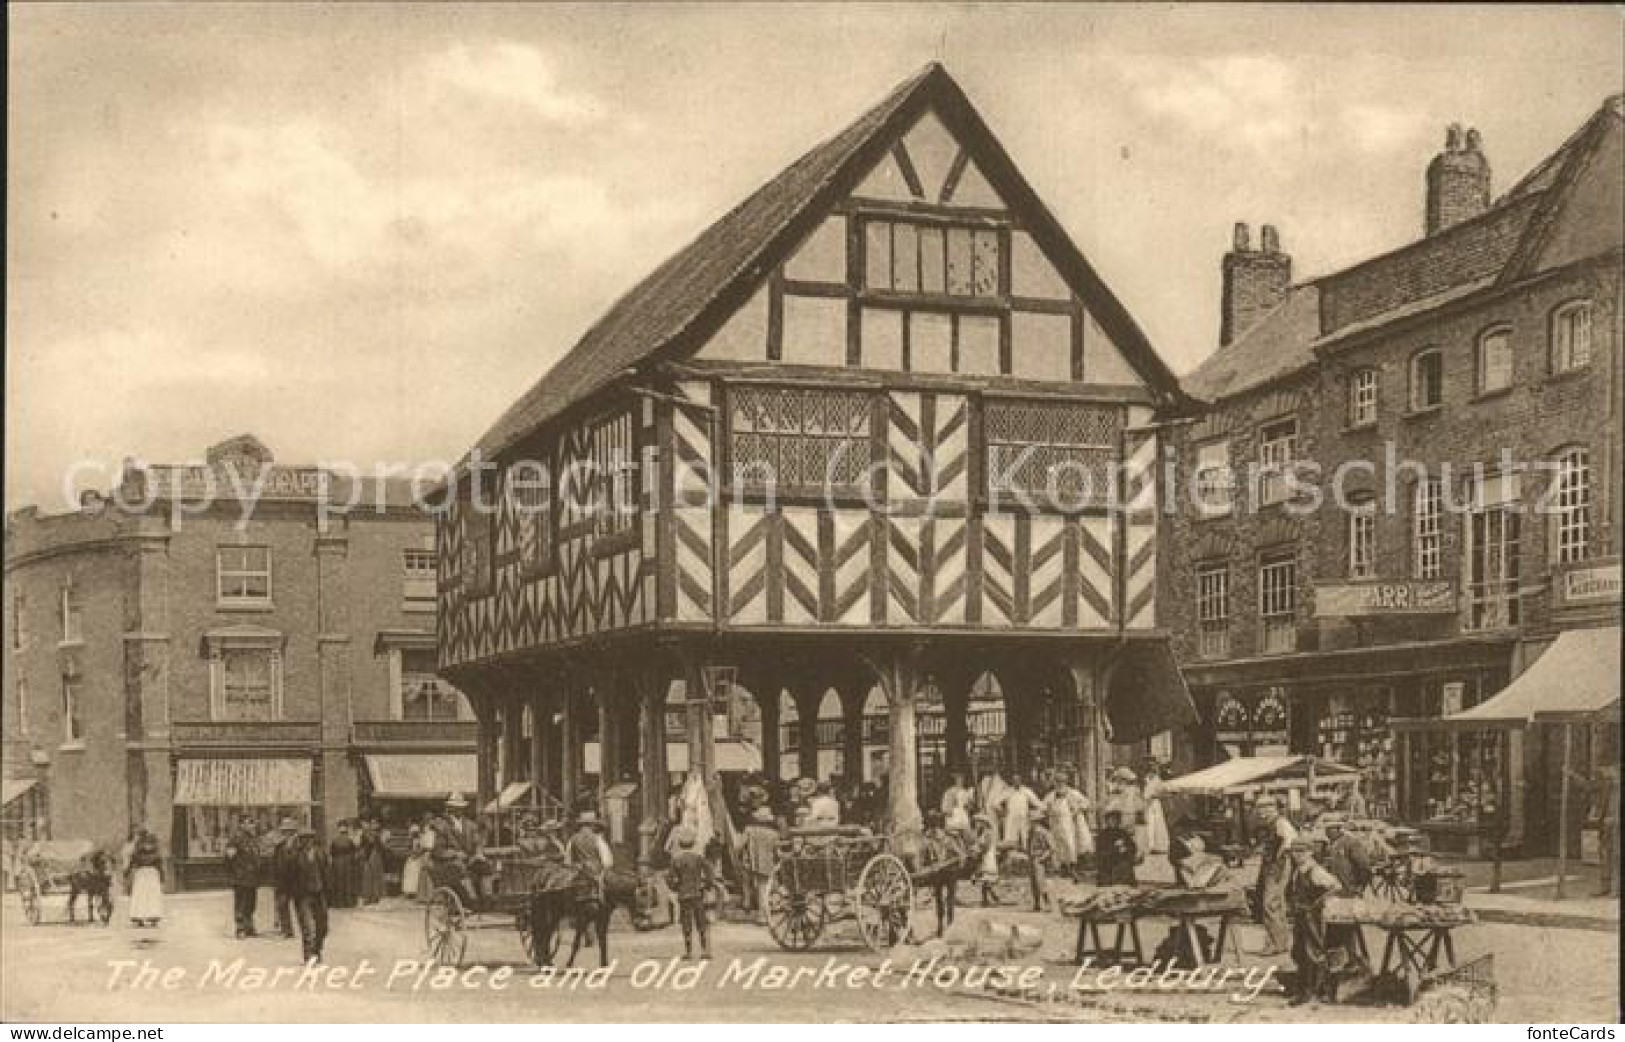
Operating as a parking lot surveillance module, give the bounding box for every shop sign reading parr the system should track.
[1312,581,1456,617]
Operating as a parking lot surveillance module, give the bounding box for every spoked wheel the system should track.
[424,887,468,966]
[18,868,42,926]
[764,861,825,951]
[855,853,913,951]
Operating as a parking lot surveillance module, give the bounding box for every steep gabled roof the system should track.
[1182,94,1622,405]
[471,63,1187,462]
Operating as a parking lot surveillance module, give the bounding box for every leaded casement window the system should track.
[1552,446,1591,564]
[1348,495,1377,579]
[216,546,271,606]
[1256,418,1298,507]
[1258,552,1298,655]
[507,462,554,571]
[1193,440,1234,516]
[1551,301,1593,374]
[730,386,873,497]
[984,400,1119,508]
[1467,473,1521,631]
[1196,562,1231,660]
[863,219,1001,299]
[589,411,637,537]
[1412,477,1444,580]
[460,497,494,597]
[1477,326,1513,395]
[1349,368,1379,427]
[1410,349,1444,411]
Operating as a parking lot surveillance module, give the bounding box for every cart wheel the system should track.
[856,853,913,952]
[424,887,467,966]
[765,861,825,951]
[18,868,42,926]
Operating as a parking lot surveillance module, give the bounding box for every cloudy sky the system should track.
[8,3,1621,510]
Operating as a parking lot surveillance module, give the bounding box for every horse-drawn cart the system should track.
[764,826,923,952]
[423,850,572,966]
[13,840,113,926]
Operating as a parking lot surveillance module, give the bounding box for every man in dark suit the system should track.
[224,816,261,938]
[282,827,331,965]
[269,817,299,938]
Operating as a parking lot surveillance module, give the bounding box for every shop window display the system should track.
[184,804,311,860]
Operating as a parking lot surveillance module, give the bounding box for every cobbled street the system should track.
[3,886,1615,1024]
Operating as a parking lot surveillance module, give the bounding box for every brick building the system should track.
[2,435,473,888]
[1166,99,1622,857]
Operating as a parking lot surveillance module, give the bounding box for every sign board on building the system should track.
[1557,561,1622,607]
[137,464,331,502]
[1312,580,1456,617]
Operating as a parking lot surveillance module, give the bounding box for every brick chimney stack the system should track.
[1220,221,1291,347]
[1425,123,1490,235]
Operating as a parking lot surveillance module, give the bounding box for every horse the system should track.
[525,866,652,969]
[65,850,114,925]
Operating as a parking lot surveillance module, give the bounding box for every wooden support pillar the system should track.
[598,683,619,797]
[792,685,821,781]
[539,685,559,799]
[1557,723,1573,899]
[864,644,926,851]
[839,683,867,786]
[474,693,498,814]
[759,687,782,781]
[1066,661,1105,806]
[636,670,670,864]
[944,678,971,777]
[1506,727,1527,849]
[560,679,579,815]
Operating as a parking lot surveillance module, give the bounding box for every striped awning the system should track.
[174,758,312,806]
[363,754,477,800]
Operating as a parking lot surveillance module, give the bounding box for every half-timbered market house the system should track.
[435,64,1197,854]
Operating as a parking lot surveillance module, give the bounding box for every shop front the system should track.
[357,752,478,828]
[1392,624,1621,858]
[1183,635,1515,821]
[171,755,316,890]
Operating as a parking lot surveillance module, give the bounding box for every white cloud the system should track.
[424,41,601,125]
[1112,53,1308,154]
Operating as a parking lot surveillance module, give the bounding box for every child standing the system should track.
[666,826,713,960]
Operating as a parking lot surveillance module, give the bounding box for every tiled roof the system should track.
[1181,285,1320,402]
[1182,94,1621,405]
[468,64,1188,463]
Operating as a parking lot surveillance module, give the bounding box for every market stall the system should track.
[1160,755,1363,846]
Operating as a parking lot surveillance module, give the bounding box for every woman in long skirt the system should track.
[328,822,358,908]
[357,825,385,905]
[1143,763,1170,855]
[1044,774,1079,878]
[125,829,164,927]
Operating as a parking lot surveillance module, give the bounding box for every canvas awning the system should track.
[2,779,39,807]
[1104,639,1199,745]
[362,754,477,800]
[585,739,762,775]
[1439,626,1619,728]
[482,781,533,813]
[174,758,313,806]
[1162,755,1361,797]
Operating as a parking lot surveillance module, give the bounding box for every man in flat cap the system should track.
[1253,795,1298,956]
[1284,837,1343,1005]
